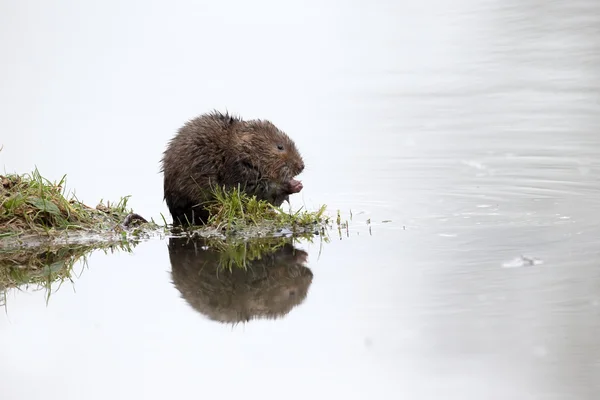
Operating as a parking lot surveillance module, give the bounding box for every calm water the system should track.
[2,0,600,399]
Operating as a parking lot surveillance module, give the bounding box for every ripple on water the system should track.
[502,255,544,269]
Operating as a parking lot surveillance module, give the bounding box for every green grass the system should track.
[203,184,329,233]
[0,167,149,239]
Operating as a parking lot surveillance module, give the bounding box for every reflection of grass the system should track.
[196,230,330,271]
[0,240,138,307]
[1,167,152,239]
[208,238,288,270]
[204,185,328,232]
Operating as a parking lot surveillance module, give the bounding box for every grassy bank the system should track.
[1,166,330,244]
[0,168,150,241]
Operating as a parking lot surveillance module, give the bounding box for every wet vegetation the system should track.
[1,163,330,245]
[198,184,329,234]
[0,167,157,246]
[0,165,156,306]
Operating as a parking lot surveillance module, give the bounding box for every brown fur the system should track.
[161,111,305,225]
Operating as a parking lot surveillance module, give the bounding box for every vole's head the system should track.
[238,119,305,183]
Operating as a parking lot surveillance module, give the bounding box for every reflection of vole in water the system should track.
[161,111,305,225]
[169,236,313,323]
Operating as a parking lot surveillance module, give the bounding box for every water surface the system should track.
[1,1,600,399]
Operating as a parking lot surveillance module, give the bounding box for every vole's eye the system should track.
[277,144,284,151]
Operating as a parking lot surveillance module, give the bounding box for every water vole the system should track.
[161,111,305,225]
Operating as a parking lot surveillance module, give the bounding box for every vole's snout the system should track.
[297,161,305,174]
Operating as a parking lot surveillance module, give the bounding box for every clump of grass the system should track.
[0,167,141,238]
[204,185,328,232]
[0,239,138,307]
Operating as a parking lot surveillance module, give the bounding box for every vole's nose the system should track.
[298,162,305,173]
